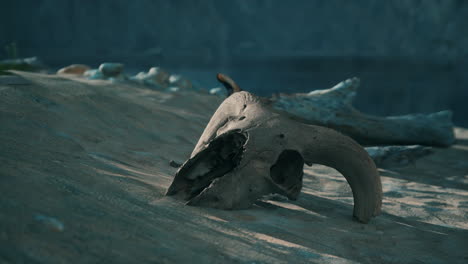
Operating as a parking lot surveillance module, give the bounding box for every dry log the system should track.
[271,78,455,147]
[365,145,433,168]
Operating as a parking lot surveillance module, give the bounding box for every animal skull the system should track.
[166,74,382,223]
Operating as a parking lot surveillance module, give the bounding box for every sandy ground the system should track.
[1,71,467,264]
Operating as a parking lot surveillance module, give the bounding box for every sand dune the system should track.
[1,71,467,263]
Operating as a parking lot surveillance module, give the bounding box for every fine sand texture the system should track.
[1,71,467,263]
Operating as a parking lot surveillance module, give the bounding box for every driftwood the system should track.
[365,145,433,168]
[271,78,455,147]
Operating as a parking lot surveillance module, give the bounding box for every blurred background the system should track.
[1,0,467,125]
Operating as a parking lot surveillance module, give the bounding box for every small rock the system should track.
[149,67,170,85]
[168,74,179,83]
[130,67,170,88]
[34,214,65,232]
[57,64,90,75]
[109,75,127,83]
[99,62,124,77]
[169,74,192,89]
[84,69,105,80]
[150,67,170,84]
[209,87,227,96]
[168,86,180,92]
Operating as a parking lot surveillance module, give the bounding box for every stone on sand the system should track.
[99,62,124,77]
[169,74,192,89]
[83,69,105,80]
[130,67,170,87]
[57,64,91,75]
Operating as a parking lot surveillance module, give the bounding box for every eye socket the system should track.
[239,116,246,121]
[270,150,304,197]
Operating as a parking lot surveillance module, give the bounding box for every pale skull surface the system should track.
[166,74,382,223]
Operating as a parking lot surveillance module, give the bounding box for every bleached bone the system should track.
[271,78,455,147]
[167,74,382,223]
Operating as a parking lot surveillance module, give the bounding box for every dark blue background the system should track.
[2,0,467,125]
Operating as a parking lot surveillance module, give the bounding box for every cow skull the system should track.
[166,74,382,223]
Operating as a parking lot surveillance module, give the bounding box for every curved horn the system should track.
[297,124,382,223]
[217,73,242,96]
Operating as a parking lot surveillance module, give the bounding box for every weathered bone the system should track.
[167,74,382,223]
[271,78,455,147]
[169,144,433,169]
